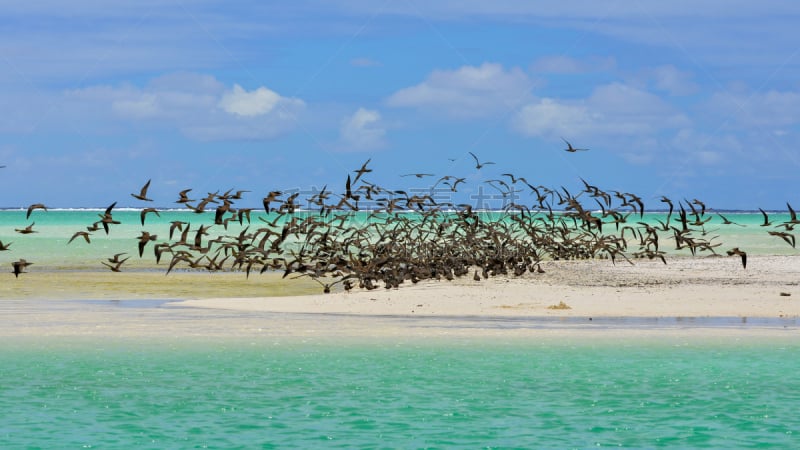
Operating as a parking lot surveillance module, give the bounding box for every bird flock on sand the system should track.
[2,150,798,290]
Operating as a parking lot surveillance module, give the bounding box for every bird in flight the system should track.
[726,247,747,269]
[561,137,589,152]
[468,152,495,169]
[131,179,154,202]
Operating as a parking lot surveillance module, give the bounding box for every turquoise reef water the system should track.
[1,337,798,448]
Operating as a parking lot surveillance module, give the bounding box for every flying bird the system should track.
[11,259,32,278]
[561,137,589,152]
[67,231,92,245]
[15,223,36,234]
[26,203,47,219]
[131,179,154,201]
[726,247,747,269]
[468,152,495,169]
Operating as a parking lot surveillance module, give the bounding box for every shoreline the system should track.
[1,255,799,339]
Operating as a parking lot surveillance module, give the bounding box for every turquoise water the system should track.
[0,210,797,269]
[1,337,798,448]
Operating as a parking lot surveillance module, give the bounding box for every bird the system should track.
[131,179,153,201]
[136,231,158,257]
[726,247,747,269]
[352,159,372,184]
[468,152,495,169]
[15,223,36,234]
[263,191,282,213]
[786,202,800,225]
[11,259,32,278]
[0,240,11,251]
[561,137,589,152]
[140,207,160,225]
[717,213,743,227]
[101,257,129,272]
[26,203,47,219]
[401,173,435,178]
[758,208,772,227]
[169,221,188,240]
[768,231,796,248]
[107,253,128,264]
[67,231,91,244]
[175,189,195,204]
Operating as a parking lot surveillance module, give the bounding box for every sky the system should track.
[2,1,800,210]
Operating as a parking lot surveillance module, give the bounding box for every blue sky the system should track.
[2,1,800,210]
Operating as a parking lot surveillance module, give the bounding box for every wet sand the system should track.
[2,255,799,339]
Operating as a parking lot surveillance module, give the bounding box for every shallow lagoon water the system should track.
[1,335,798,448]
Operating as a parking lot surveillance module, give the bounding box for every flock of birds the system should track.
[2,146,798,291]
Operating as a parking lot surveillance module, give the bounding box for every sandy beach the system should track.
[2,255,798,340]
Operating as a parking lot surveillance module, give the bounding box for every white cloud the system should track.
[219,85,281,116]
[65,72,306,141]
[705,89,800,128]
[649,65,698,96]
[386,62,535,118]
[513,82,690,138]
[339,107,386,151]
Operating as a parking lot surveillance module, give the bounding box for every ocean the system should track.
[1,209,799,448]
[1,336,798,448]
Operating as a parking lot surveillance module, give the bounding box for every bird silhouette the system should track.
[26,203,47,220]
[468,152,495,169]
[561,137,589,152]
[131,179,153,201]
[11,259,32,278]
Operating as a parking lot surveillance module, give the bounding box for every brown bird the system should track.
[717,213,743,227]
[561,137,589,152]
[131,179,153,201]
[263,191,282,213]
[140,207,161,225]
[107,252,128,264]
[768,231,796,248]
[68,231,91,244]
[169,221,188,240]
[15,223,36,234]
[468,151,495,169]
[726,247,747,269]
[176,189,195,204]
[11,259,32,278]
[26,203,47,219]
[786,202,800,225]
[136,231,158,257]
[759,208,772,227]
[352,158,372,184]
[101,260,127,272]
[0,240,11,251]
